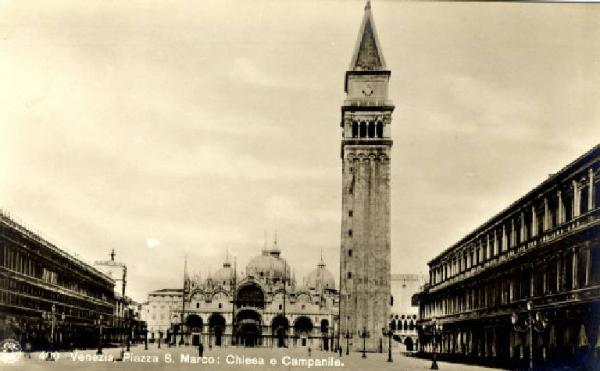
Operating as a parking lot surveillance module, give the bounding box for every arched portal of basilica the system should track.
[235,309,262,347]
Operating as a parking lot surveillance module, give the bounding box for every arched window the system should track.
[352,121,359,138]
[368,121,375,138]
[376,122,383,138]
[359,122,367,137]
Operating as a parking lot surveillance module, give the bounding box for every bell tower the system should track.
[339,0,393,352]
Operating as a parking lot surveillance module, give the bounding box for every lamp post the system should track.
[430,320,442,370]
[358,327,370,359]
[41,304,65,361]
[144,329,148,350]
[345,330,350,355]
[382,326,393,362]
[95,314,104,355]
[179,321,185,346]
[126,319,132,352]
[158,330,163,349]
[511,301,548,371]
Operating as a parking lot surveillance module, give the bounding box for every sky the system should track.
[1,0,599,302]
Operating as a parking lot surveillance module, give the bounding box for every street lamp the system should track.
[126,319,132,352]
[430,320,442,370]
[511,301,548,371]
[95,314,104,355]
[358,327,370,359]
[345,330,351,355]
[382,326,393,362]
[41,304,64,361]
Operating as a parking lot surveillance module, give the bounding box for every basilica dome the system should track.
[246,242,291,282]
[305,258,335,290]
[213,260,235,284]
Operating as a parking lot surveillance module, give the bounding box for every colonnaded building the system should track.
[0,210,116,350]
[414,145,600,369]
[142,241,339,350]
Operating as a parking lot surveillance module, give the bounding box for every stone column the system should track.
[531,206,538,237]
[572,248,579,290]
[573,180,581,218]
[520,211,526,242]
[483,331,489,358]
[491,327,497,358]
[544,198,550,231]
[589,168,595,210]
[542,266,547,294]
[493,228,502,256]
[502,225,507,253]
[467,249,472,269]
[530,267,535,297]
[585,242,592,286]
[468,330,473,355]
[557,191,564,224]
[510,219,516,249]
[557,256,563,292]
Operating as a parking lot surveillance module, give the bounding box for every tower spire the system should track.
[348,0,386,71]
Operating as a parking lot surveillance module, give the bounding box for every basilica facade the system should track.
[144,241,339,349]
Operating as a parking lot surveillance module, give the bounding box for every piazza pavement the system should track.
[3,344,502,371]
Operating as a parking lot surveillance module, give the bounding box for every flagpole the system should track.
[181,254,187,346]
[231,256,237,346]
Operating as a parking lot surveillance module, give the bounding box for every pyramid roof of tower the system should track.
[348,0,387,71]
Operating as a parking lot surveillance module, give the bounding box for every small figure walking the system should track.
[24,339,32,359]
[198,342,204,358]
[308,346,311,357]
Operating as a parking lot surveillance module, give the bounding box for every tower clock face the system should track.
[362,85,374,97]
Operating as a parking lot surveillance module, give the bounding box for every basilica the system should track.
[142,240,339,350]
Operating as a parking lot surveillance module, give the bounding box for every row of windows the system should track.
[390,319,416,331]
[430,177,599,286]
[0,242,112,301]
[0,280,112,320]
[422,245,600,319]
[350,121,384,138]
